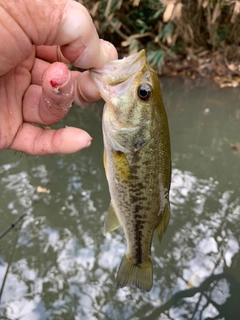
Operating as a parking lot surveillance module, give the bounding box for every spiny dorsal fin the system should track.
[156,202,170,241]
[104,202,122,234]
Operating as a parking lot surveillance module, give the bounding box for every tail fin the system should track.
[116,255,153,292]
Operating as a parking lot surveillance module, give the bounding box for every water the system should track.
[0,77,240,320]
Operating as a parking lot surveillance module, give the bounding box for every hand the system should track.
[0,0,117,155]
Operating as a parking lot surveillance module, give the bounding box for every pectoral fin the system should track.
[104,202,122,234]
[156,202,170,241]
[103,150,107,174]
[112,151,132,185]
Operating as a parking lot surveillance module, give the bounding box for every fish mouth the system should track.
[89,50,146,101]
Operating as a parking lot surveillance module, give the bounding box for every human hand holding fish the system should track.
[0,0,171,292]
[0,0,117,155]
[90,50,171,292]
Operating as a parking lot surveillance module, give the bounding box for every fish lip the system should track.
[90,50,146,86]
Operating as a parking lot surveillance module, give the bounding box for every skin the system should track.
[0,0,117,155]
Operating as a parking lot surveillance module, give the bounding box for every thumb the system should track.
[0,0,117,75]
[54,1,118,68]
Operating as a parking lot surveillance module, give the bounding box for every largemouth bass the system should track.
[90,50,171,292]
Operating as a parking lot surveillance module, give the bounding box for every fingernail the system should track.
[50,65,72,95]
[77,130,92,149]
[59,128,92,153]
[84,138,92,148]
[100,40,118,61]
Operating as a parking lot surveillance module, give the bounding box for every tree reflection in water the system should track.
[0,78,240,320]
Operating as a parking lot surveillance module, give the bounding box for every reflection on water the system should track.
[0,77,240,319]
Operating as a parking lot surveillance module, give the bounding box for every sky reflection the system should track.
[1,78,240,319]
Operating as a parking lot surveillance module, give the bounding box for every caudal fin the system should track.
[116,255,153,292]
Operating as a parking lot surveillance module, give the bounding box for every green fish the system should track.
[90,50,171,292]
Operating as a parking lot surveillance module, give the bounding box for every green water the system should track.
[0,77,240,320]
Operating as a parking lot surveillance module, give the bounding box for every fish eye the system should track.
[137,84,151,101]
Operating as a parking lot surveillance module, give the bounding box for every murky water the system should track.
[0,77,240,320]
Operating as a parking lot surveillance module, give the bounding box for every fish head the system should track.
[90,50,162,152]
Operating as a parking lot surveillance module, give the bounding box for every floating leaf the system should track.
[37,186,51,194]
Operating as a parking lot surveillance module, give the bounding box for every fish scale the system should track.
[90,50,171,292]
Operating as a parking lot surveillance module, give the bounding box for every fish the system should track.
[90,50,171,292]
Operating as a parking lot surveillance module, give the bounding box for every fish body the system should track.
[90,50,171,292]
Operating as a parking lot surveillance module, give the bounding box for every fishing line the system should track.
[0,214,26,311]
[0,230,19,304]
[0,214,26,241]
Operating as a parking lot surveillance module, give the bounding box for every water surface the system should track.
[0,77,240,320]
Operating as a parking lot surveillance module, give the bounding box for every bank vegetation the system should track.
[79,0,240,86]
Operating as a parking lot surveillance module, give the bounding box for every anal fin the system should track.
[104,202,122,234]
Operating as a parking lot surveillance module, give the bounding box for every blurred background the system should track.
[1,1,240,319]
[0,77,240,319]
[80,0,240,86]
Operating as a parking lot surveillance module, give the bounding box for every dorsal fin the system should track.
[156,203,170,241]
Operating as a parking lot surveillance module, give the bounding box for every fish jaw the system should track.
[89,50,146,103]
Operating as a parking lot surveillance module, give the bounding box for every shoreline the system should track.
[159,49,240,88]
